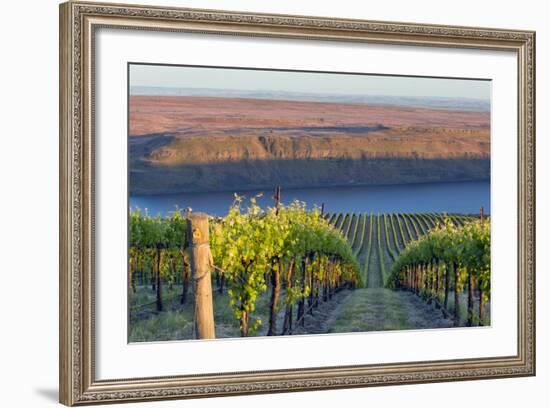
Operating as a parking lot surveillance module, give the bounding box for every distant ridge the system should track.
[130,86,490,112]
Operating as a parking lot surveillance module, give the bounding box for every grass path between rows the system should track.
[366,217,383,288]
[327,288,454,333]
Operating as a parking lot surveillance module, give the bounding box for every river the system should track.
[129,180,490,217]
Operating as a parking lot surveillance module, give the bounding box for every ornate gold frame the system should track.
[59,1,536,405]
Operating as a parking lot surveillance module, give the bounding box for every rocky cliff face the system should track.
[130,130,490,194]
[130,156,489,195]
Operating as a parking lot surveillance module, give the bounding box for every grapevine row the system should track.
[389,217,490,326]
[130,200,362,337]
[362,214,374,286]
[212,200,362,336]
[376,215,386,285]
[349,214,361,250]
[354,213,367,256]
[383,214,397,261]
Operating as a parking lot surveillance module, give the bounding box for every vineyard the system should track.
[128,200,490,342]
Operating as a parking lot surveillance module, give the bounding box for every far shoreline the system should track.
[129,178,491,198]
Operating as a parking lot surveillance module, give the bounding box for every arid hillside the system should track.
[129,96,490,195]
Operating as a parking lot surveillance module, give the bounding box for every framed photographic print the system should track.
[59,1,536,405]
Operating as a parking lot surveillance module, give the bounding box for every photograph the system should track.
[127,64,491,342]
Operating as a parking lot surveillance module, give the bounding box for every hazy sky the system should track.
[129,63,490,101]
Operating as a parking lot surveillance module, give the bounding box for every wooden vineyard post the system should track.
[416,264,420,293]
[453,262,461,326]
[308,257,314,315]
[435,260,441,304]
[187,212,216,340]
[268,186,282,335]
[444,263,450,310]
[422,263,426,296]
[267,258,281,336]
[479,288,485,325]
[467,271,475,326]
[128,255,134,298]
[430,263,434,303]
[273,184,281,215]
[180,250,191,304]
[155,246,163,312]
